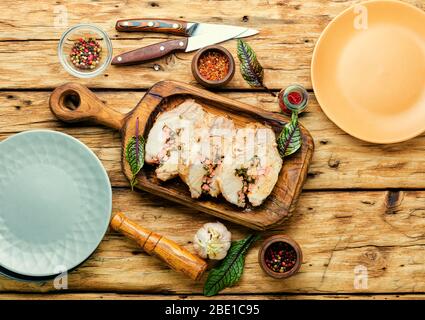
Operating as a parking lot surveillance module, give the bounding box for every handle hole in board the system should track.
[62,91,81,111]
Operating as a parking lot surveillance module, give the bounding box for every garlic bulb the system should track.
[194,222,232,260]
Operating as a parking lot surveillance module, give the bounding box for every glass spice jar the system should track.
[278,84,309,116]
[58,24,113,78]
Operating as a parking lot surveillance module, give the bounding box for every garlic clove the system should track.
[193,221,232,260]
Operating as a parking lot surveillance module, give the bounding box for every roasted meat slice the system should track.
[145,99,205,181]
[217,126,254,207]
[217,124,282,207]
[247,127,282,206]
[146,99,282,207]
[179,115,234,198]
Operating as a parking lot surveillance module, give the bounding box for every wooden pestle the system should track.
[110,212,207,281]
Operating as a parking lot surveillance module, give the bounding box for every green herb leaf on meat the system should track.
[203,234,259,297]
[277,112,302,158]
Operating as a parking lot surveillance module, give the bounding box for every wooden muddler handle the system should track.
[110,212,207,281]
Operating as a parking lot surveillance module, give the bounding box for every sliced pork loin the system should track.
[217,125,255,207]
[217,124,282,207]
[179,115,234,198]
[145,99,205,181]
[247,127,282,206]
[145,99,283,207]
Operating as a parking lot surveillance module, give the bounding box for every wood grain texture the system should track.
[0,189,424,294]
[1,0,425,299]
[1,0,423,41]
[0,39,310,90]
[0,0,423,90]
[110,212,207,280]
[49,81,314,230]
[1,293,425,300]
[1,91,424,190]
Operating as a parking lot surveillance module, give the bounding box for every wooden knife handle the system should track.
[110,212,207,281]
[116,19,189,36]
[49,83,125,130]
[112,38,188,65]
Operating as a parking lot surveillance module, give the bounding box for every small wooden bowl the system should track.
[258,235,303,279]
[191,45,235,88]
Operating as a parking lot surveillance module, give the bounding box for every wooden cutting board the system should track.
[49,81,314,230]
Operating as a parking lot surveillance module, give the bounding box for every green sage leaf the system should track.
[125,135,145,190]
[277,112,302,158]
[237,39,275,97]
[203,234,259,297]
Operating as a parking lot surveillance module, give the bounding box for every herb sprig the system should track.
[277,112,302,158]
[237,39,275,97]
[203,234,259,296]
[125,118,145,190]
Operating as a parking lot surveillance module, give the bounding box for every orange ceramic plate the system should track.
[312,0,425,143]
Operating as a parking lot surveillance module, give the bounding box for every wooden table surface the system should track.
[1,0,424,300]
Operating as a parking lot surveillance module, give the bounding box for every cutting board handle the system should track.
[110,212,207,281]
[49,83,125,130]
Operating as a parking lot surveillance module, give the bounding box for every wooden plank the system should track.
[1,91,424,189]
[0,39,311,90]
[0,189,424,294]
[1,0,423,41]
[1,293,424,300]
[2,0,423,300]
[0,1,423,90]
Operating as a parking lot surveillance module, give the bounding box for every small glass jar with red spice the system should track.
[258,235,303,279]
[278,84,309,116]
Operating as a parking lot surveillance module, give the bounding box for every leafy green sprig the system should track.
[237,39,276,97]
[125,117,145,190]
[203,234,259,297]
[277,111,302,158]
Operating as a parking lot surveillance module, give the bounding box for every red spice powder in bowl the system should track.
[259,235,303,279]
[192,46,235,88]
[198,51,230,81]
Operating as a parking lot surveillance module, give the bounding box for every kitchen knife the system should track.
[115,18,258,39]
[112,27,251,65]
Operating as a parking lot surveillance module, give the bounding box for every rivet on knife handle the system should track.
[110,212,207,281]
[112,38,189,65]
[116,19,189,36]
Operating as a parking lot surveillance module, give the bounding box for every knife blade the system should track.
[234,28,258,39]
[187,22,258,39]
[115,18,258,39]
[112,28,249,66]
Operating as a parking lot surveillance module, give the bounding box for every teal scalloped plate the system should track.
[0,130,112,277]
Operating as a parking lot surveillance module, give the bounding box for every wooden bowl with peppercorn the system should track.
[191,45,235,88]
[259,235,303,279]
